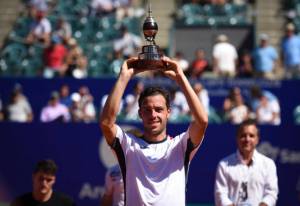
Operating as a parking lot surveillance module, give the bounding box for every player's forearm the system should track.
[100,74,130,127]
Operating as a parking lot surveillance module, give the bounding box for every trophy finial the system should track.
[148,3,152,17]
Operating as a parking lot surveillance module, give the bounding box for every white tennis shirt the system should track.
[112,125,201,206]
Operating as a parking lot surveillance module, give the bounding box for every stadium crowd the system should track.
[0,0,300,124]
[0,0,300,80]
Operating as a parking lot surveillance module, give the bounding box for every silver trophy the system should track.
[134,3,165,70]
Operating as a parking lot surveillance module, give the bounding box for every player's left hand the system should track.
[161,56,183,80]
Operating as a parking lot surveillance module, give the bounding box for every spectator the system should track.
[214,120,278,206]
[223,87,241,121]
[70,91,96,123]
[124,81,144,121]
[189,49,210,78]
[26,9,51,46]
[109,50,125,76]
[248,85,280,122]
[89,0,115,17]
[10,159,76,206]
[77,86,96,122]
[59,84,72,108]
[5,84,33,122]
[193,82,210,116]
[40,91,70,123]
[43,35,68,78]
[169,87,190,122]
[113,25,142,58]
[256,95,281,125]
[212,34,238,78]
[237,50,254,78]
[26,0,48,18]
[52,16,72,44]
[228,90,249,124]
[70,92,83,122]
[252,33,278,79]
[173,51,189,74]
[100,164,124,206]
[65,38,88,79]
[281,23,300,79]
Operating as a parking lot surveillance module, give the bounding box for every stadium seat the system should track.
[0,43,28,75]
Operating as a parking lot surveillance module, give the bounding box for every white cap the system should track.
[259,33,269,41]
[71,92,81,102]
[216,34,228,42]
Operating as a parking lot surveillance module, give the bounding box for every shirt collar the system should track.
[236,149,258,165]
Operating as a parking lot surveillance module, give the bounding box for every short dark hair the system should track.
[138,87,170,109]
[236,119,260,138]
[33,159,58,175]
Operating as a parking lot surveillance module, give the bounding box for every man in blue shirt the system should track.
[281,23,300,79]
[252,33,278,79]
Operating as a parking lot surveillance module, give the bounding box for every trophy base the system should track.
[135,45,165,70]
[136,59,165,70]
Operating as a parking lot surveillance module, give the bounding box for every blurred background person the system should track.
[5,84,33,122]
[237,50,254,78]
[281,23,300,79]
[248,85,280,124]
[169,86,190,122]
[100,164,124,206]
[227,90,249,124]
[52,16,72,45]
[252,33,278,79]
[193,82,210,116]
[173,51,189,75]
[26,0,48,18]
[108,50,125,76]
[70,91,96,123]
[40,91,70,123]
[222,87,241,122]
[113,25,142,59]
[10,159,76,206]
[214,120,278,206]
[256,94,281,125]
[59,84,72,108]
[89,0,115,17]
[25,9,51,46]
[124,81,144,121]
[189,49,210,79]
[73,86,97,123]
[43,35,68,78]
[65,38,88,79]
[212,34,238,78]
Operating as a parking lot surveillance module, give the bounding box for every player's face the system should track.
[33,172,56,195]
[139,94,170,137]
[237,125,259,156]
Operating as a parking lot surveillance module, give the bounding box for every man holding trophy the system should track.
[100,4,208,205]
